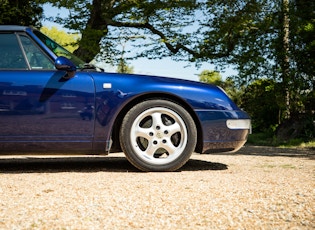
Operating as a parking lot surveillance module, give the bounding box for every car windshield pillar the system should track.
[33,30,86,69]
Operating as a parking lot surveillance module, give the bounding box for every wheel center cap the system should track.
[156,133,162,139]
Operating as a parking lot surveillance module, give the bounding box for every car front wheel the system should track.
[120,99,197,171]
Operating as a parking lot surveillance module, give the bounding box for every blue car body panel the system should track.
[0,25,250,154]
[0,70,95,152]
[89,72,250,153]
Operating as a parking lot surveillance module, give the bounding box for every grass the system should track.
[247,132,315,149]
[280,164,296,169]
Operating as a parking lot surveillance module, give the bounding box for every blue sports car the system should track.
[0,25,251,171]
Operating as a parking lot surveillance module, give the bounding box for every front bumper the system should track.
[195,110,251,153]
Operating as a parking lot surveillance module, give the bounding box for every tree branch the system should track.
[105,18,235,60]
[105,18,200,57]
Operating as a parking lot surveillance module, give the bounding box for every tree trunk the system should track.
[282,0,291,119]
[74,0,107,62]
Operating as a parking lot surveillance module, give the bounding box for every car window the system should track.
[19,34,55,70]
[33,30,86,68]
[0,33,28,69]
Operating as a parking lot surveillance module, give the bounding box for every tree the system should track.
[291,0,315,79]
[39,0,314,134]
[198,70,242,104]
[38,1,314,77]
[289,0,315,116]
[240,79,281,132]
[198,0,314,128]
[116,59,134,74]
[38,0,200,63]
[0,0,42,27]
[199,70,223,85]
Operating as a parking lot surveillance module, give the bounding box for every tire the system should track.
[120,99,197,171]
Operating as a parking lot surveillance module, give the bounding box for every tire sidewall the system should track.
[120,99,197,171]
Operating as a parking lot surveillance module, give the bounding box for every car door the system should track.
[0,32,95,153]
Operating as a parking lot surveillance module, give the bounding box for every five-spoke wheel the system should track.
[120,99,197,171]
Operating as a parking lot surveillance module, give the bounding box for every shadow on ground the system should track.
[226,145,315,159]
[0,155,228,173]
[1,146,312,174]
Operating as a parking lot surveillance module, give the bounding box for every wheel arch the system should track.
[109,93,203,154]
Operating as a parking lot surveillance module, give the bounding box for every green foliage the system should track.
[198,70,242,104]
[198,70,222,85]
[2,0,313,143]
[247,132,277,146]
[248,131,315,149]
[40,26,79,53]
[38,0,200,63]
[199,1,314,136]
[277,114,315,141]
[290,0,315,78]
[0,0,43,27]
[39,0,313,90]
[116,59,134,74]
[240,79,281,132]
[41,1,313,130]
[298,140,315,149]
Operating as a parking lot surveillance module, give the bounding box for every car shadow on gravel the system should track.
[0,156,228,173]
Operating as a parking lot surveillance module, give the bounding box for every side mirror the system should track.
[55,56,76,78]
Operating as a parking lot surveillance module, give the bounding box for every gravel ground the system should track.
[0,146,314,230]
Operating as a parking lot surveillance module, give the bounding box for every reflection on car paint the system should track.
[0,26,251,171]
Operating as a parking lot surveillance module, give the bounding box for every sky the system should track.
[42,4,236,82]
